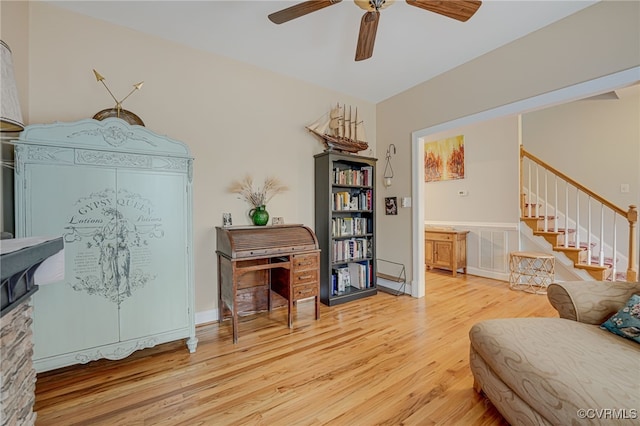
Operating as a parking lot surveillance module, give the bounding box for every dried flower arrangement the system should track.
[228,175,289,208]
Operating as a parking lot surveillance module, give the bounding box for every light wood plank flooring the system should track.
[34,271,558,425]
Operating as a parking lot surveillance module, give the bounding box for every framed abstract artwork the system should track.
[424,135,465,182]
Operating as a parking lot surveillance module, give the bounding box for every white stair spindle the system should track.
[544,172,548,231]
[575,188,580,252]
[536,165,540,217]
[612,214,617,281]
[587,196,592,265]
[527,162,532,218]
[564,183,569,248]
[599,204,605,267]
[554,175,558,233]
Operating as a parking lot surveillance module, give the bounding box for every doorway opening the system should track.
[410,67,640,298]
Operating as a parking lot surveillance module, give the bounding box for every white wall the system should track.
[417,87,640,282]
[422,116,520,224]
[0,1,29,234]
[3,1,639,321]
[3,2,377,321]
[523,87,640,210]
[523,86,640,275]
[376,0,640,287]
[420,115,521,281]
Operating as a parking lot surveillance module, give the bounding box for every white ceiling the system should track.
[49,0,599,103]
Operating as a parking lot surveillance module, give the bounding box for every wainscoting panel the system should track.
[479,229,506,271]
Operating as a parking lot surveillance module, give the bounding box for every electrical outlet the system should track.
[620,183,629,193]
[457,190,468,197]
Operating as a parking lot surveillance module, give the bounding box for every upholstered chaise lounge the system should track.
[469,281,640,425]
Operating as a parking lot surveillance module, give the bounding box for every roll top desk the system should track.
[215,225,320,343]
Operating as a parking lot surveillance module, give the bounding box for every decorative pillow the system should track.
[600,294,640,343]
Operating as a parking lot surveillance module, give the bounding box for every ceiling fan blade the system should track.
[406,0,482,22]
[355,11,380,61]
[268,0,342,24]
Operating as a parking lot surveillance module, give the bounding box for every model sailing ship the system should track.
[306,104,369,153]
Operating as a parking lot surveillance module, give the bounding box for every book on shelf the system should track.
[332,189,373,211]
[336,267,351,293]
[332,237,369,262]
[332,217,369,237]
[332,261,372,294]
[362,166,373,186]
[348,262,368,289]
[333,166,373,187]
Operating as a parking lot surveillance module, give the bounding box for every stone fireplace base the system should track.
[1,300,37,426]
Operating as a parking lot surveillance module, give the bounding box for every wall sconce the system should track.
[383,143,396,187]
[1,40,24,133]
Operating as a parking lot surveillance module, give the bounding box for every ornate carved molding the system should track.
[76,149,151,168]
[161,156,189,171]
[74,337,158,364]
[26,145,71,162]
[14,145,23,175]
[69,125,156,148]
[14,145,73,174]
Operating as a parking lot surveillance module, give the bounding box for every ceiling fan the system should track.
[268,0,482,61]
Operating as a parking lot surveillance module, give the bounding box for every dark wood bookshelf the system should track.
[314,151,377,306]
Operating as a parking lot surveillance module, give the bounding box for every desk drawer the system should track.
[293,283,318,300]
[293,269,318,285]
[292,253,319,270]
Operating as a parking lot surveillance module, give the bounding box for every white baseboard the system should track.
[377,277,411,295]
[466,267,509,282]
[195,309,218,326]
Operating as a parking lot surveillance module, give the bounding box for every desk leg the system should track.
[288,269,293,329]
[232,311,238,344]
[217,255,223,324]
[230,261,238,344]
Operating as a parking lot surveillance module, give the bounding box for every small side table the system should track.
[509,251,555,295]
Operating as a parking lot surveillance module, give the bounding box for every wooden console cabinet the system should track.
[425,228,469,277]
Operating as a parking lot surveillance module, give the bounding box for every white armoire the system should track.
[14,118,197,372]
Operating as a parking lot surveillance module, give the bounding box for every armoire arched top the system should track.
[16,117,192,158]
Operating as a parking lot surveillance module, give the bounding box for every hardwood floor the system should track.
[34,271,558,425]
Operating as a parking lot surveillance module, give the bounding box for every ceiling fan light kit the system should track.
[354,0,395,12]
[268,0,482,61]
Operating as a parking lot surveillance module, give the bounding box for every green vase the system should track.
[250,205,269,226]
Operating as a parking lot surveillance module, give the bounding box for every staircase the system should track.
[521,211,613,280]
[520,146,638,282]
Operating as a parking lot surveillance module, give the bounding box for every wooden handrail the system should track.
[520,146,637,282]
[521,146,625,216]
